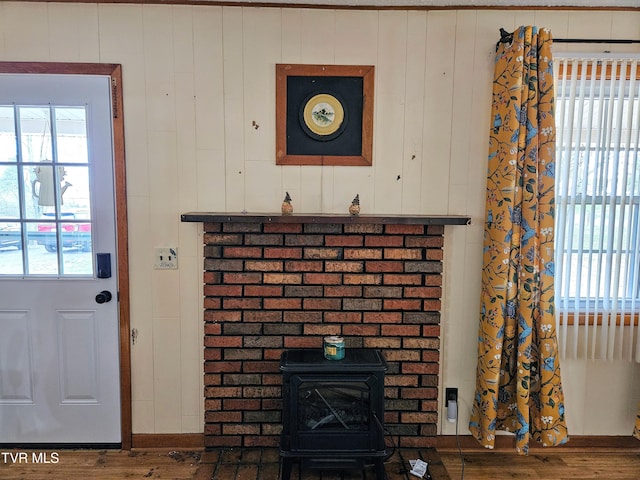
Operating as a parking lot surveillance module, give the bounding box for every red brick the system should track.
[243,311,282,322]
[405,236,444,248]
[385,224,425,235]
[401,412,438,424]
[243,386,281,398]
[223,399,260,410]
[224,272,262,284]
[400,437,436,448]
[204,373,221,385]
[384,375,419,387]
[381,325,420,336]
[263,273,302,284]
[205,386,242,398]
[264,223,302,233]
[205,411,242,423]
[223,246,263,258]
[383,274,422,285]
[422,325,441,337]
[245,436,279,447]
[204,285,243,296]
[303,247,342,259]
[402,363,440,374]
[204,298,221,309]
[344,248,383,260]
[203,222,221,233]
[204,310,241,322]
[285,260,323,272]
[204,336,242,348]
[204,349,222,361]
[204,271,221,284]
[283,311,322,323]
[264,247,303,259]
[284,336,322,348]
[364,235,404,247]
[423,299,442,310]
[404,286,442,298]
[303,298,342,310]
[383,350,421,361]
[363,312,402,324]
[245,260,283,272]
[384,248,423,260]
[426,225,444,235]
[422,350,440,362]
[325,235,364,246]
[304,273,342,285]
[343,274,382,285]
[426,249,444,260]
[223,424,260,435]
[342,324,380,336]
[363,337,401,348]
[404,337,440,349]
[204,361,241,373]
[401,387,438,399]
[324,286,362,297]
[365,261,404,273]
[244,285,283,297]
[383,299,422,310]
[204,323,222,335]
[304,324,342,336]
[324,311,362,323]
[223,298,262,309]
[325,261,363,273]
[264,298,302,309]
[203,233,242,245]
[205,436,241,448]
[424,274,443,286]
[243,361,280,373]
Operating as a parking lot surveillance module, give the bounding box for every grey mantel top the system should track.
[180,212,471,226]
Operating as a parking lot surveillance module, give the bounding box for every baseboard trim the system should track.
[437,434,640,453]
[131,433,205,450]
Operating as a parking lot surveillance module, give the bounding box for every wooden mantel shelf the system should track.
[180,212,471,226]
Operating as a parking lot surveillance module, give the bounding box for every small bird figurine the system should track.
[349,194,360,216]
[281,192,293,216]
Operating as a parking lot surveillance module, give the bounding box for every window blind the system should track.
[555,54,640,362]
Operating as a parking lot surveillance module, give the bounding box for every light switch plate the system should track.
[154,247,178,269]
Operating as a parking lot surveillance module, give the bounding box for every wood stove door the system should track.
[289,374,384,453]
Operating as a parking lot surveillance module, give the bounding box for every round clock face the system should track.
[300,93,347,141]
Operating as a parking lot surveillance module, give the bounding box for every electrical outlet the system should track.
[445,387,458,406]
[445,387,458,423]
[154,247,178,269]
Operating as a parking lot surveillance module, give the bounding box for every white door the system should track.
[0,74,120,444]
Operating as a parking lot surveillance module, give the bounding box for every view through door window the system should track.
[0,105,93,276]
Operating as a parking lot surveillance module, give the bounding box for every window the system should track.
[555,55,640,360]
[0,104,93,276]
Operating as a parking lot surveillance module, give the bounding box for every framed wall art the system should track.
[275,64,374,166]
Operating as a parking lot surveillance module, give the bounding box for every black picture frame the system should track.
[276,64,374,166]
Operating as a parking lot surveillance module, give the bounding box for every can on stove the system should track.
[323,336,345,360]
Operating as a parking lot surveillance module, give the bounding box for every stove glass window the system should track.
[297,382,370,432]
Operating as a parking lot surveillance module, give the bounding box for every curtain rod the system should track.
[497,28,640,47]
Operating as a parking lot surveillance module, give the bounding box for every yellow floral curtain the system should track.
[635,406,640,440]
[469,26,569,454]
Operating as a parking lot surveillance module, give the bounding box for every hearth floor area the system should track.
[199,447,450,480]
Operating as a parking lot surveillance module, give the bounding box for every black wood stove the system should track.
[279,348,388,480]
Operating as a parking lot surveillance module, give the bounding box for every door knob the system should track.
[95,290,113,304]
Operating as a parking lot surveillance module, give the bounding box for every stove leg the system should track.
[375,458,387,480]
[280,457,293,480]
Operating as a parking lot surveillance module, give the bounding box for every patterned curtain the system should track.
[468,26,569,454]
[635,406,640,440]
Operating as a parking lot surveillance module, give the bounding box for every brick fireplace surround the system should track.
[181,213,470,450]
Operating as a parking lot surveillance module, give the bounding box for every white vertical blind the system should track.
[554,54,640,362]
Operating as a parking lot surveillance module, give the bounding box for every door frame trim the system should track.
[0,62,132,449]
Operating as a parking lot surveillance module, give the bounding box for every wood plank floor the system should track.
[439,450,640,480]
[2,447,640,479]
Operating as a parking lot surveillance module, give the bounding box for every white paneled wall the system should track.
[1,2,639,435]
